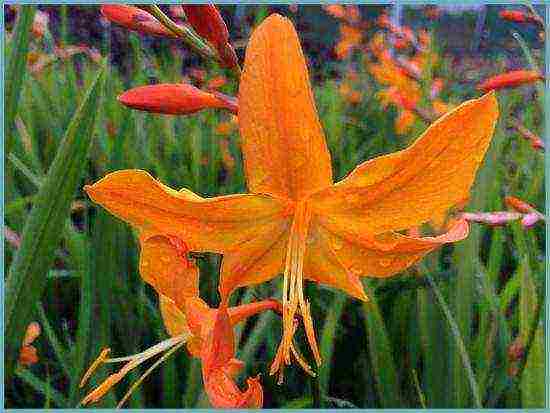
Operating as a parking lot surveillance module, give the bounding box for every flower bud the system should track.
[100,5,177,38]
[477,70,543,92]
[118,83,237,115]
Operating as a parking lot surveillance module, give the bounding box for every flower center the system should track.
[270,200,321,383]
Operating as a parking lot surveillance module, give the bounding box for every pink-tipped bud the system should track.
[461,211,523,227]
[118,83,237,115]
[477,70,544,92]
[521,212,543,228]
[100,5,177,38]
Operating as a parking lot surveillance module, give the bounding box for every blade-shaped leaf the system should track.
[5,64,105,381]
[6,6,36,154]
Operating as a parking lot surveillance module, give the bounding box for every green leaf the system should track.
[5,64,106,381]
[5,6,36,154]
[362,285,403,408]
[519,257,544,407]
[15,368,68,408]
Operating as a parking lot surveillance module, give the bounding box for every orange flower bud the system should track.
[505,196,535,214]
[181,5,238,68]
[118,83,237,115]
[477,70,543,92]
[100,5,177,38]
[499,10,528,23]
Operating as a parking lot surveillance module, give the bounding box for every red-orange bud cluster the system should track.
[118,83,237,115]
[100,5,176,38]
[477,70,543,92]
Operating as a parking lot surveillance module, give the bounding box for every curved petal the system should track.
[159,295,191,337]
[139,234,198,310]
[310,92,499,234]
[239,14,333,201]
[85,169,288,253]
[306,219,469,288]
[219,219,289,300]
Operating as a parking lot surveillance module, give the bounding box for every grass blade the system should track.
[362,285,403,408]
[5,64,106,381]
[5,6,36,154]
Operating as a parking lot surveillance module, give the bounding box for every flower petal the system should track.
[139,234,198,309]
[306,219,469,289]
[239,14,333,201]
[85,170,287,254]
[311,91,498,234]
[159,294,190,337]
[219,220,289,300]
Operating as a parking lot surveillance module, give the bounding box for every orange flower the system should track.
[339,82,362,104]
[181,5,238,68]
[477,70,543,92]
[335,24,362,59]
[118,83,237,115]
[499,10,529,23]
[323,5,360,24]
[80,233,278,408]
[85,14,499,381]
[100,5,177,38]
[19,322,41,366]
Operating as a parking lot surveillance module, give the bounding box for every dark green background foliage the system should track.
[4,4,545,408]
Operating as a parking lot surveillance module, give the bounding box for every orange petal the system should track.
[201,307,234,376]
[219,220,289,300]
[100,5,177,38]
[19,346,39,366]
[139,234,198,309]
[84,169,287,254]
[118,84,237,115]
[306,219,469,288]
[311,92,499,234]
[239,14,333,201]
[159,294,191,337]
[203,369,264,408]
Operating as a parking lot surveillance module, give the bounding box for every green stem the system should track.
[426,274,483,408]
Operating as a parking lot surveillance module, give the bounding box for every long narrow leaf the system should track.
[5,65,105,381]
[5,6,36,154]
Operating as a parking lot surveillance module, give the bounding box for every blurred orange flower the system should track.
[335,24,362,59]
[85,14,499,382]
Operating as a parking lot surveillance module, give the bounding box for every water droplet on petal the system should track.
[345,193,358,204]
[141,260,150,268]
[379,258,393,268]
[161,256,170,263]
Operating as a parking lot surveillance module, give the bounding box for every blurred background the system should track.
[4,4,545,408]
